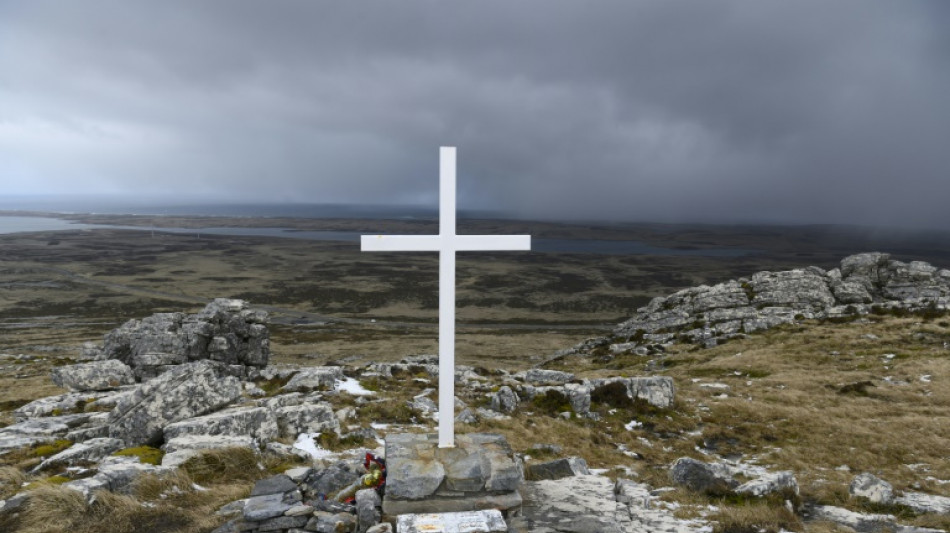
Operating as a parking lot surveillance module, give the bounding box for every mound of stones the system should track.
[559,252,950,356]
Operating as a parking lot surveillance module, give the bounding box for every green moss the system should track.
[32,440,72,458]
[113,446,164,466]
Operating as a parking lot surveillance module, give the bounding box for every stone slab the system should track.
[396,510,507,533]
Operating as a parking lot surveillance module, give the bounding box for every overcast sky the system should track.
[1,1,948,227]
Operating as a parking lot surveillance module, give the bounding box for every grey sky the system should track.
[1,1,948,227]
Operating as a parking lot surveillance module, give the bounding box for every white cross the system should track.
[361,146,531,448]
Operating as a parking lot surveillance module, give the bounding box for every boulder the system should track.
[525,457,590,481]
[669,457,737,495]
[735,471,798,497]
[281,367,344,392]
[849,473,894,504]
[250,474,297,497]
[489,386,520,414]
[107,360,242,446]
[50,360,135,391]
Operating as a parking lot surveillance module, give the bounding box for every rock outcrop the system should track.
[560,253,950,356]
[95,298,269,380]
[107,360,243,445]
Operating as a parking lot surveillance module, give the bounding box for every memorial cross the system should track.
[361,147,531,447]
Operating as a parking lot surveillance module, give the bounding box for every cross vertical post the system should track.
[438,146,457,448]
[361,147,531,448]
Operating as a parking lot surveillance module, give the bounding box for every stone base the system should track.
[397,509,507,533]
[382,433,523,516]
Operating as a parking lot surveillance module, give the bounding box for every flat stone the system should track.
[525,457,590,481]
[895,491,950,515]
[383,492,523,517]
[306,511,357,533]
[397,509,507,533]
[306,461,362,498]
[284,466,313,483]
[244,492,293,522]
[256,515,308,531]
[284,504,314,517]
[251,474,298,497]
[34,437,125,473]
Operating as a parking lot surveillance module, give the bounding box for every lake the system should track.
[0,216,757,257]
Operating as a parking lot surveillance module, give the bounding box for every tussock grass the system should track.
[179,447,263,485]
[0,466,29,499]
[710,501,802,533]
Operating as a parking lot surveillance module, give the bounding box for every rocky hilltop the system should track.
[561,252,950,358]
[1,254,949,533]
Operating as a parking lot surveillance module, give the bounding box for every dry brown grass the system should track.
[0,466,29,500]
[9,481,245,533]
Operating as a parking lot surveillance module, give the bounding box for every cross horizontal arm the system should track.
[361,235,442,252]
[453,235,531,251]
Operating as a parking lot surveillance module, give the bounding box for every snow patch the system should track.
[335,377,375,396]
[293,432,335,460]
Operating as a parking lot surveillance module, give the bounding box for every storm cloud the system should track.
[1,1,948,227]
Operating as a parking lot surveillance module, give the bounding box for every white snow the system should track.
[293,432,335,460]
[335,377,375,396]
[624,420,643,430]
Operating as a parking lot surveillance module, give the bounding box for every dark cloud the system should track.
[0,1,948,227]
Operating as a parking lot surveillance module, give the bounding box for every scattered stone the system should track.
[455,408,477,424]
[366,524,393,533]
[306,461,362,499]
[280,367,344,392]
[489,386,519,413]
[736,471,798,497]
[283,466,313,483]
[526,457,590,481]
[243,492,295,522]
[522,369,575,385]
[669,457,738,495]
[850,472,894,504]
[809,505,898,533]
[216,499,247,517]
[251,474,298,497]
[50,360,135,391]
[306,511,358,533]
[274,403,339,438]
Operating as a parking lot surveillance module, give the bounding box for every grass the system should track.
[31,440,72,458]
